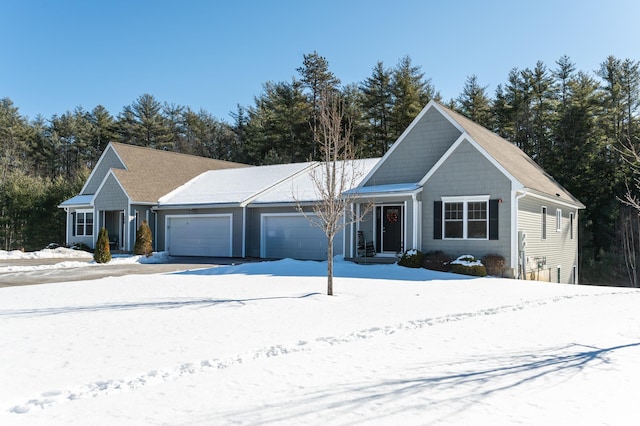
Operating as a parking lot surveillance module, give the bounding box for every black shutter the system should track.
[71,212,76,237]
[489,199,499,240]
[434,201,442,240]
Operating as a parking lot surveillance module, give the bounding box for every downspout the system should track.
[152,210,158,252]
[242,206,246,258]
[412,193,419,251]
[512,190,527,279]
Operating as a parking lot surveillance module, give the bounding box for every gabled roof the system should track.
[251,158,380,205]
[159,158,380,207]
[159,162,316,206]
[361,101,583,208]
[434,103,584,208]
[108,142,249,203]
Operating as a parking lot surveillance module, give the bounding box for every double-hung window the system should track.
[442,196,489,239]
[76,210,94,237]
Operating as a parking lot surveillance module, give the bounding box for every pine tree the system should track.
[94,227,112,263]
[360,61,393,155]
[134,220,153,257]
[456,75,492,128]
[297,52,341,158]
[389,55,436,141]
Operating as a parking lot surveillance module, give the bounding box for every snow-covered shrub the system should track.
[134,220,153,257]
[70,242,91,252]
[450,255,487,277]
[94,228,111,264]
[398,249,424,268]
[422,251,452,272]
[482,254,506,276]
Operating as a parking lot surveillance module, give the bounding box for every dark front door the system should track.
[381,205,403,253]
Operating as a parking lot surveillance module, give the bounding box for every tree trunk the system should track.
[327,234,334,296]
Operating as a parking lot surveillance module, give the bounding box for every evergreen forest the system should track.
[2,52,639,286]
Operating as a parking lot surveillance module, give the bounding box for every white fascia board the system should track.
[79,143,127,195]
[521,190,585,210]
[419,133,523,191]
[95,169,132,202]
[157,202,240,210]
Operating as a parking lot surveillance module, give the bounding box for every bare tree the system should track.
[617,140,640,287]
[297,90,372,296]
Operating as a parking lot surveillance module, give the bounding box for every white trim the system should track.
[441,197,490,240]
[165,213,233,257]
[523,190,584,210]
[441,195,490,202]
[512,190,526,276]
[79,143,127,195]
[359,102,438,187]
[242,206,246,258]
[556,208,562,232]
[94,169,132,201]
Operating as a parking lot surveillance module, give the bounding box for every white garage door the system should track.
[261,214,343,260]
[167,215,232,257]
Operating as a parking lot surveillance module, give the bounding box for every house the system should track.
[58,142,248,252]
[60,101,584,284]
[345,101,584,283]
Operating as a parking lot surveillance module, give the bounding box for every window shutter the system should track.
[489,199,499,240]
[71,212,76,237]
[434,201,442,240]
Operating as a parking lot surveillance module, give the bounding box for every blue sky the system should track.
[2,0,639,122]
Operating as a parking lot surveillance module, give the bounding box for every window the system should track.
[570,212,574,239]
[541,207,547,240]
[556,209,562,232]
[443,199,488,239]
[76,211,94,237]
[444,202,464,238]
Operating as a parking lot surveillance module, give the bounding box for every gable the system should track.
[81,145,125,195]
[425,139,512,195]
[93,173,129,210]
[364,107,462,186]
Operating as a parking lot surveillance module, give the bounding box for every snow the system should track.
[0,250,169,273]
[1,255,639,425]
[451,254,484,267]
[158,162,314,205]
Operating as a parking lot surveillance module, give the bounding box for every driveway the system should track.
[0,257,248,288]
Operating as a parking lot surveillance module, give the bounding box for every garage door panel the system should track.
[168,216,231,257]
[263,215,343,260]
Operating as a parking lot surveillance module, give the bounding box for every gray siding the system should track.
[365,108,461,185]
[517,196,579,284]
[422,139,513,270]
[93,174,129,211]
[82,148,125,195]
[156,207,244,257]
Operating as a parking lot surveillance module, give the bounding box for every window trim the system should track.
[556,208,562,232]
[75,209,94,237]
[569,212,574,239]
[441,195,490,240]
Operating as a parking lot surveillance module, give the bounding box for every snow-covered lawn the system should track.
[1,257,638,425]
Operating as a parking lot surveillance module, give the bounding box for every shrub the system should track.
[450,255,487,277]
[398,249,424,268]
[134,220,153,257]
[482,254,506,276]
[422,251,452,272]
[94,227,112,264]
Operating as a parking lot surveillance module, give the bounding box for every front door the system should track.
[376,205,404,253]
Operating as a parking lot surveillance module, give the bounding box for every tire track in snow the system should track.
[4,290,632,415]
